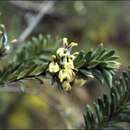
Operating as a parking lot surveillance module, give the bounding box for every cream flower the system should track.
[57,48,70,57]
[58,69,70,82]
[62,81,71,91]
[64,58,74,69]
[48,62,60,73]
[58,69,75,82]
[66,69,75,81]
[63,37,78,48]
[47,37,79,91]
[52,55,56,59]
[69,42,78,48]
[63,37,68,46]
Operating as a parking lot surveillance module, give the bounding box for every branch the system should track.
[0,84,22,93]
[0,82,37,94]
[18,1,55,43]
[9,1,43,12]
[0,36,120,92]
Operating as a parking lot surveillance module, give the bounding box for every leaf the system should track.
[99,50,115,61]
[0,35,60,84]
[83,68,130,129]
[76,44,120,87]
[78,69,93,78]
[74,50,86,68]
[102,69,113,87]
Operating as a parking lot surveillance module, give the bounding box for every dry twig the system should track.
[18,1,55,43]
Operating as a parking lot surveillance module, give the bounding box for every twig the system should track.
[0,83,30,93]
[0,84,43,95]
[0,86,22,93]
[9,1,42,12]
[18,1,55,43]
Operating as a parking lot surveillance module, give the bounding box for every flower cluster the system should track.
[48,38,79,91]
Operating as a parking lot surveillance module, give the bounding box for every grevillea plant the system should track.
[48,38,80,91]
[1,24,130,129]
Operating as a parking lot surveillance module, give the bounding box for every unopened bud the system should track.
[0,24,5,31]
[0,31,2,35]
[52,55,56,59]
[63,37,68,46]
[100,42,103,46]
[11,39,18,44]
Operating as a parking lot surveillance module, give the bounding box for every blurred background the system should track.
[0,0,130,129]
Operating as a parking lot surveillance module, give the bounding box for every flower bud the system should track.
[62,81,71,91]
[48,62,60,73]
[58,69,75,82]
[69,42,78,48]
[64,58,74,69]
[57,48,69,57]
[63,37,68,46]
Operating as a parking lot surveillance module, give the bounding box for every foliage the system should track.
[0,30,120,91]
[74,43,120,87]
[83,67,130,129]
[0,34,61,84]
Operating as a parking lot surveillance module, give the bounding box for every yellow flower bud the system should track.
[62,81,71,91]
[48,62,60,73]
[58,69,75,82]
[73,52,79,56]
[66,69,75,81]
[69,55,75,60]
[52,55,56,59]
[63,37,68,46]
[58,69,69,82]
[57,48,64,57]
[69,42,78,48]
[57,48,69,57]
[64,58,74,69]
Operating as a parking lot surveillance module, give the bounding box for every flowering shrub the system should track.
[0,24,128,129]
[48,38,79,91]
